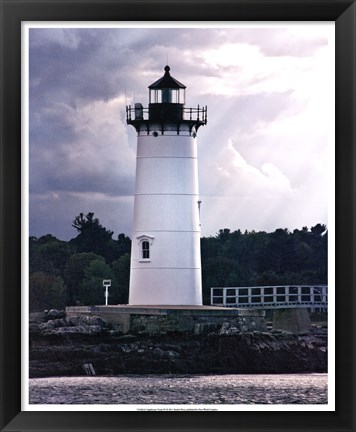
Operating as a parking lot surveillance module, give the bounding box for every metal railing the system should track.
[126,105,207,124]
[210,285,328,311]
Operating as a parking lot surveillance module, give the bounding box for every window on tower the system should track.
[161,89,169,103]
[137,235,154,262]
[142,241,150,260]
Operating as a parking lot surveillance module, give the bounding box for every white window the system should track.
[136,235,154,262]
[142,241,150,259]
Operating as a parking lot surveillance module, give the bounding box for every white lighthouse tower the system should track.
[126,65,207,306]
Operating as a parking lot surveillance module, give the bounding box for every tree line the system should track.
[29,212,327,311]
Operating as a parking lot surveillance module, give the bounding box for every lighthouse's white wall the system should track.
[129,269,202,305]
[135,158,198,195]
[132,195,200,232]
[131,231,201,268]
[129,133,202,306]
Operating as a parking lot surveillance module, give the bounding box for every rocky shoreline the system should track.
[29,310,327,378]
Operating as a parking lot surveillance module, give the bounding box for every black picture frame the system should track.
[1,0,355,431]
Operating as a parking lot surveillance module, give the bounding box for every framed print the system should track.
[1,0,355,431]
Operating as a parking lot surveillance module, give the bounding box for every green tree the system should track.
[112,253,131,304]
[72,212,115,261]
[202,256,244,304]
[201,236,222,261]
[263,228,291,274]
[80,258,113,305]
[64,252,103,305]
[217,228,231,245]
[29,235,75,278]
[115,233,131,257]
[200,224,328,305]
[310,223,327,236]
[29,272,66,312]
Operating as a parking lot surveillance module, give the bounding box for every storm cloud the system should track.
[26,24,333,240]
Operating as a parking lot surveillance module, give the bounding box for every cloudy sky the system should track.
[26,23,334,241]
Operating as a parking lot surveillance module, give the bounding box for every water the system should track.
[29,374,327,405]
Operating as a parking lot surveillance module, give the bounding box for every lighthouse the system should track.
[126,65,207,305]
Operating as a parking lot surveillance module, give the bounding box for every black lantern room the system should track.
[126,65,207,135]
[149,65,186,104]
[148,65,186,122]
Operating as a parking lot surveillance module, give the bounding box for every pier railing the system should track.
[210,285,328,311]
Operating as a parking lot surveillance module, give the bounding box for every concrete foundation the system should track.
[272,308,311,333]
[65,305,266,335]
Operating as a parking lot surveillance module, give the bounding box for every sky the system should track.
[26,23,334,241]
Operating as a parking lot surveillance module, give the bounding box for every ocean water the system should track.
[29,373,328,405]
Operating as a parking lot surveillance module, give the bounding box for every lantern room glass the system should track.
[149,88,186,104]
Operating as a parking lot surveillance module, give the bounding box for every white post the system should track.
[248,287,252,306]
[311,287,315,311]
[103,279,111,306]
[105,286,109,306]
[273,286,277,304]
[297,286,302,304]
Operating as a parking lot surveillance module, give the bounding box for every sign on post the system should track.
[103,279,111,305]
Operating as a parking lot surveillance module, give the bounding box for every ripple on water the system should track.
[29,374,328,405]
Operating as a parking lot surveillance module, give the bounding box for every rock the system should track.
[29,312,47,324]
[34,314,110,337]
[39,319,67,332]
[67,315,108,328]
[43,325,104,336]
[194,323,220,334]
[46,309,65,320]
[86,324,104,335]
[79,315,107,327]
[29,331,327,377]
[30,310,65,324]
[152,347,180,359]
[219,322,240,335]
[29,323,42,335]
[66,316,82,326]
[167,350,180,359]
[152,348,165,358]
[117,334,137,341]
[108,329,123,337]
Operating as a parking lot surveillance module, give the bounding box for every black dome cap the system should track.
[148,65,186,90]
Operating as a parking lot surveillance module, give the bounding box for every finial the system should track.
[164,65,170,74]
